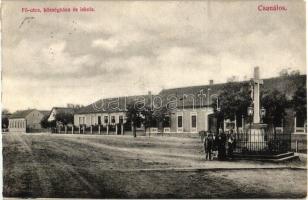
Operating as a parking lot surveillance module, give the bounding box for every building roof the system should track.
[261,75,306,99]
[159,75,306,108]
[39,110,51,117]
[2,113,11,118]
[159,82,227,109]
[76,95,151,114]
[9,109,37,119]
[51,107,75,114]
[75,75,306,115]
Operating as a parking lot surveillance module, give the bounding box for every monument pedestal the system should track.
[246,123,268,151]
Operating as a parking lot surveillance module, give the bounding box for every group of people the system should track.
[203,129,236,161]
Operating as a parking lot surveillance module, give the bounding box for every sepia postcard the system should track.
[1,0,307,199]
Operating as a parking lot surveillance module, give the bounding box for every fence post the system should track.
[79,126,81,134]
[242,115,244,131]
[98,125,101,134]
[72,126,74,134]
[295,140,298,153]
[294,117,297,133]
[90,125,93,134]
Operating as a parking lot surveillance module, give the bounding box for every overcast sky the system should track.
[2,0,306,112]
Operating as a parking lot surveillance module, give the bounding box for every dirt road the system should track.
[3,133,307,198]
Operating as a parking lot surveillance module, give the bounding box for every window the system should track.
[163,116,170,127]
[177,113,183,133]
[91,115,95,125]
[104,116,108,124]
[79,116,85,125]
[178,116,183,128]
[119,115,124,124]
[111,116,115,124]
[190,112,197,132]
[98,116,102,125]
[191,115,197,128]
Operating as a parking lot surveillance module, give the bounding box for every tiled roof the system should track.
[159,75,306,108]
[9,109,36,119]
[76,95,151,114]
[39,110,51,117]
[261,75,306,99]
[47,107,77,119]
[75,75,306,114]
[158,82,228,109]
[52,107,75,114]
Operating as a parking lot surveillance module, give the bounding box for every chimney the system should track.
[209,80,214,85]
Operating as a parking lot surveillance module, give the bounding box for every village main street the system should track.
[2,133,307,198]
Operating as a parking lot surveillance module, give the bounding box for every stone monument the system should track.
[247,67,267,151]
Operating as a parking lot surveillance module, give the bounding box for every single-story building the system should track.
[47,107,75,122]
[74,95,150,134]
[8,109,47,133]
[73,74,306,136]
[159,74,306,135]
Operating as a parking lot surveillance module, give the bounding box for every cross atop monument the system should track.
[252,66,263,124]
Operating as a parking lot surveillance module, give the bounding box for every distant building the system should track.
[160,75,306,134]
[74,75,306,135]
[8,109,46,133]
[47,107,75,122]
[39,110,51,118]
[74,95,150,134]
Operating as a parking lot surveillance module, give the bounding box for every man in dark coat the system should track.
[217,129,227,160]
[204,132,214,160]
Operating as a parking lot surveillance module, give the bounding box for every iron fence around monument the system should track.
[234,129,291,155]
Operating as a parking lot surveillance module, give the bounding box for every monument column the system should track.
[248,66,267,151]
[253,67,263,124]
